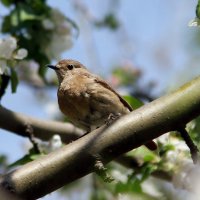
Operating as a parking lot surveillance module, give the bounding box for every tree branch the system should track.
[1,76,200,199]
[0,187,23,200]
[0,106,83,142]
[177,127,199,164]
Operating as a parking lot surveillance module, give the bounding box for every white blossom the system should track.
[157,133,170,144]
[0,60,7,74]
[38,134,62,153]
[0,37,17,59]
[16,60,44,87]
[111,169,128,183]
[172,161,200,195]
[42,8,74,60]
[14,48,28,59]
[48,135,62,151]
[45,34,73,60]
[188,18,200,27]
[169,137,188,152]
[117,194,132,200]
[0,37,28,74]
[42,19,55,30]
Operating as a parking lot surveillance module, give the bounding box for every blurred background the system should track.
[0,0,200,199]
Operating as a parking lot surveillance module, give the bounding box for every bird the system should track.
[47,59,157,150]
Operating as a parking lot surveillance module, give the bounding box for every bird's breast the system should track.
[57,80,92,130]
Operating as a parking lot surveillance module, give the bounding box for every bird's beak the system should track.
[46,64,59,70]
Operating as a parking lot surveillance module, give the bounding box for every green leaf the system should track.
[123,95,144,109]
[115,175,143,194]
[10,68,19,93]
[132,178,142,193]
[112,67,138,86]
[159,144,175,157]
[94,160,114,183]
[20,9,42,21]
[196,0,200,19]
[95,13,119,30]
[91,190,107,200]
[129,176,143,193]
[9,7,41,27]
[143,154,155,162]
[30,154,42,160]
[38,65,48,79]
[8,154,33,168]
[141,164,156,182]
[0,155,7,164]
[115,181,129,193]
[104,13,119,30]
[10,9,20,27]
[1,15,12,33]
[8,148,43,168]
[0,0,15,7]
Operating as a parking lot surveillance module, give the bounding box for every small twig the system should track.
[25,123,40,154]
[177,127,199,164]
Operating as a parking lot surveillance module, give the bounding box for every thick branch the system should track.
[0,187,23,200]
[0,106,83,142]
[1,76,200,199]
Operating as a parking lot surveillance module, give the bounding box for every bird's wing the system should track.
[92,75,157,151]
[95,77,157,150]
[93,77,133,112]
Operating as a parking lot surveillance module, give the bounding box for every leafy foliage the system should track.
[196,0,200,19]
[8,148,42,169]
[187,117,200,148]
[1,0,52,78]
[0,0,77,98]
[95,13,119,30]
[112,66,140,86]
[123,95,144,109]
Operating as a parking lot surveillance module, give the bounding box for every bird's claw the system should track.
[105,113,121,126]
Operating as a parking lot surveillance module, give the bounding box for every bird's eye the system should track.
[67,64,74,70]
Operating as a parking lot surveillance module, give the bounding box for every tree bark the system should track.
[0,106,83,142]
[0,76,200,199]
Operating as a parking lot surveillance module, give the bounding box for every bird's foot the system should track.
[105,113,121,126]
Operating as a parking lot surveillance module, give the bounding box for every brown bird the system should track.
[47,59,157,150]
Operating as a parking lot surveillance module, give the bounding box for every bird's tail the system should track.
[145,140,157,151]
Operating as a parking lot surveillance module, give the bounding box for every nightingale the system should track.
[47,59,157,150]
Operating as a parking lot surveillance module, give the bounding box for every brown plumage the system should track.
[47,59,157,150]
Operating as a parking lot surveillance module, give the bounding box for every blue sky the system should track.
[47,0,197,91]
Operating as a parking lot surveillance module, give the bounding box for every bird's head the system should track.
[46,59,86,84]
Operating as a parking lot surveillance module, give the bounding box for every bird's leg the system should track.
[105,113,121,126]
